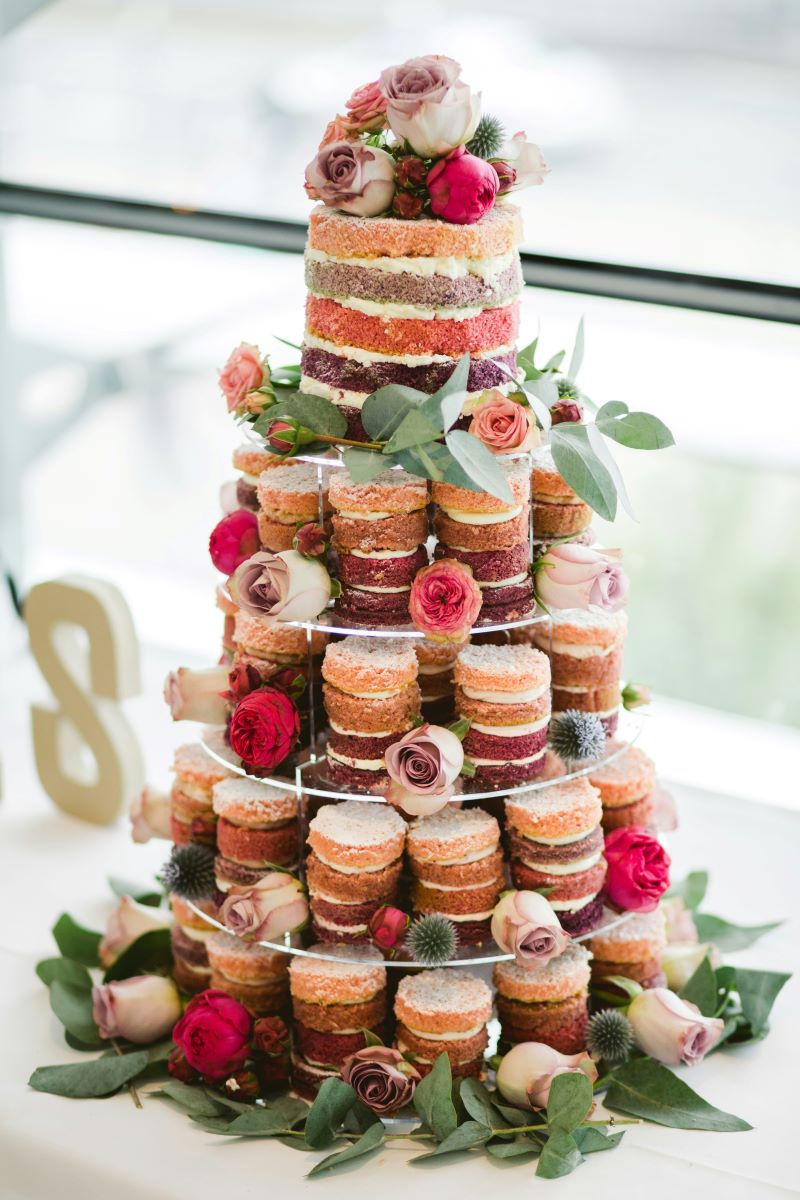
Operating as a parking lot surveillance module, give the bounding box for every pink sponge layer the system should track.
[306,296,519,357]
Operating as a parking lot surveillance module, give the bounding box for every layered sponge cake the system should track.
[301,206,524,441]
[207,931,290,1017]
[212,777,299,892]
[395,968,492,1079]
[256,461,332,552]
[493,941,592,1053]
[588,743,657,831]
[530,444,592,546]
[170,741,233,847]
[589,906,667,992]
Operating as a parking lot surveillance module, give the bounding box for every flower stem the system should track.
[111,1040,142,1110]
[313,433,384,451]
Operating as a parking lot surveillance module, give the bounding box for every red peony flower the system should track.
[228,687,301,770]
[409,559,483,643]
[427,146,498,225]
[172,989,252,1080]
[368,906,410,951]
[209,509,260,575]
[604,826,671,913]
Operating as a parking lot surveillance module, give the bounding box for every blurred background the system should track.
[1,0,799,802]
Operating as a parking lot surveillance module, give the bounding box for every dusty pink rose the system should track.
[628,988,724,1066]
[99,896,172,968]
[385,724,464,815]
[129,784,171,843]
[493,132,550,192]
[497,1042,597,1111]
[163,665,229,723]
[427,146,498,225]
[469,392,539,453]
[341,1047,420,1114]
[229,549,332,623]
[220,872,308,942]
[92,975,181,1044]
[379,55,479,158]
[208,508,260,575]
[305,141,395,217]
[218,343,269,414]
[319,116,351,147]
[536,543,629,613]
[344,80,387,133]
[491,890,569,967]
[409,559,482,643]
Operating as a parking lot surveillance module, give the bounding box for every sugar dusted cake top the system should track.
[308,799,406,847]
[396,967,492,1020]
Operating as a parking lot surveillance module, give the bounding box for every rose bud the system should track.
[427,146,498,225]
[218,343,270,416]
[395,155,428,189]
[264,418,302,455]
[380,55,479,158]
[341,1047,420,1114]
[392,191,423,220]
[468,391,539,454]
[163,665,230,724]
[493,132,550,191]
[172,989,253,1080]
[491,890,569,968]
[167,1045,197,1082]
[492,159,517,194]
[228,686,301,771]
[661,943,719,991]
[496,1041,598,1111]
[92,975,182,1044]
[408,559,483,643]
[385,723,464,816]
[318,116,350,147]
[627,988,724,1067]
[252,1015,291,1057]
[293,522,327,559]
[661,896,699,945]
[222,1069,261,1101]
[369,905,410,951]
[229,549,333,624]
[536,543,629,613]
[129,783,171,844]
[209,508,260,575]
[622,681,651,710]
[604,826,671,914]
[220,871,308,942]
[224,661,265,705]
[99,895,173,968]
[550,398,584,425]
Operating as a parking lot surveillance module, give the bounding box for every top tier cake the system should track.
[301,204,524,441]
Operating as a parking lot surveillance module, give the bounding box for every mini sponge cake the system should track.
[212,777,299,891]
[407,807,503,945]
[415,640,460,724]
[530,444,592,540]
[493,942,592,1053]
[170,741,233,847]
[505,777,607,935]
[290,944,387,1099]
[256,462,332,551]
[232,443,284,510]
[306,800,407,942]
[395,968,492,1078]
[206,931,290,1016]
[170,895,218,995]
[588,743,657,831]
[590,906,667,992]
[530,607,628,737]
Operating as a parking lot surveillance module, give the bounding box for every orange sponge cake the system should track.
[395,968,492,1078]
[407,807,503,945]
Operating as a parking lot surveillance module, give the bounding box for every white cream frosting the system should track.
[350,547,418,559]
[338,687,402,700]
[313,851,388,875]
[306,246,516,281]
[553,705,619,720]
[470,716,549,737]
[304,331,514,367]
[329,720,393,737]
[403,1023,486,1041]
[300,373,518,411]
[311,291,511,323]
[528,828,596,846]
[550,892,599,913]
[469,748,546,767]
[420,879,493,892]
[347,582,411,594]
[439,503,523,525]
[462,683,548,704]
[518,850,602,876]
[326,747,385,771]
[536,639,619,659]
[478,572,529,589]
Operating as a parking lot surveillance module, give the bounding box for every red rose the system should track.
[427,146,498,225]
[228,687,300,770]
[172,989,252,1080]
[209,509,260,575]
[604,826,671,913]
[368,906,410,951]
[550,399,584,425]
[252,1015,291,1057]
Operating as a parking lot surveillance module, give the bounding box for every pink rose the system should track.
[385,723,464,815]
[129,784,171,844]
[305,141,395,217]
[208,508,260,575]
[172,989,252,1080]
[536,543,629,613]
[379,55,480,158]
[218,343,269,415]
[427,146,498,225]
[469,392,539,453]
[229,549,332,623]
[92,975,181,1044]
[408,559,482,643]
[341,1047,420,1114]
[319,116,351,148]
[496,1042,597,1111]
[491,890,569,967]
[98,895,173,968]
[368,905,410,951]
[627,988,724,1067]
[604,826,671,913]
[220,871,308,942]
[493,132,550,192]
[163,665,230,724]
[344,80,388,133]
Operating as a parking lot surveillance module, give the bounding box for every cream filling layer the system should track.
[337,508,394,520]
[305,247,517,280]
[478,572,529,589]
[347,583,411,594]
[535,639,619,659]
[519,827,596,846]
[470,715,549,737]
[403,1023,486,1041]
[517,850,602,875]
[439,503,523,525]
[174,779,212,804]
[178,925,215,944]
[328,719,393,737]
[553,705,619,720]
[326,747,385,771]
[412,843,496,867]
[313,851,393,875]
[417,663,452,676]
[534,492,583,506]
[310,291,517,322]
[239,470,260,485]
[470,748,546,767]
[349,546,419,559]
[461,683,548,704]
[300,373,516,411]
[304,332,514,367]
[550,892,599,913]
[419,878,497,892]
[313,914,369,933]
[334,687,402,699]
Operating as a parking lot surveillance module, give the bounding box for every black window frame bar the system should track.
[1,182,798,325]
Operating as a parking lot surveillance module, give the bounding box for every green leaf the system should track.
[596,975,643,1002]
[304,1077,357,1149]
[550,423,617,521]
[692,913,783,951]
[413,1052,457,1142]
[308,1121,385,1177]
[517,378,553,431]
[536,1130,583,1179]
[595,402,675,450]
[413,1120,491,1160]
[586,421,636,519]
[667,870,709,911]
[36,957,93,990]
[679,956,718,1017]
[103,928,173,982]
[384,407,443,454]
[223,1100,309,1137]
[444,430,514,503]
[543,349,566,373]
[108,877,162,906]
[546,1071,594,1133]
[29,1050,150,1098]
[254,392,347,439]
[49,980,103,1047]
[361,384,425,441]
[605,1059,752,1131]
[486,1136,540,1159]
[420,353,470,433]
[158,1082,230,1118]
[341,448,387,484]
[735,968,791,1037]
[572,1126,624,1154]
[567,316,585,380]
[52,913,101,967]
[458,1078,506,1131]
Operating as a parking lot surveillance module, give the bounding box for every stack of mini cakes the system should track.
[170,742,233,847]
[407,807,504,946]
[493,942,592,1053]
[322,638,421,793]
[232,613,328,748]
[232,442,281,513]
[454,643,551,785]
[432,457,534,623]
[529,608,628,737]
[415,641,460,724]
[394,968,492,1079]
[590,907,667,991]
[505,777,607,935]
[530,443,593,556]
[329,467,429,625]
[306,800,407,942]
[290,945,387,1098]
[256,462,332,551]
[589,743,657,831]
[212,777,300,894]
[170,895,218,995]
[207,930,290,1016]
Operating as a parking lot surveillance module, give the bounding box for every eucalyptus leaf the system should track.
[596,975,643,1001]
[550,423,617,521]
[444,430,514,503]
[543,349,566,373]
[596,403,675,451]
[49,979,103,1047]
[341,448,388,484]
[667,870,709,911]
[586,422,636,519]
[572,1126,624,1154]
[413,1052,457,1142]
[361,385,425,441]
[307,1121,385,1177]
[36,957,93,991]
[679,956,718,1017]
[692,913,783,951]
[546,1071,594,1133]
[223,1100,309,1138]
[103,928,173,982]
[605,1059,752,1131]
[304,1077,357,1149]
[254,392,347,439]
[420,352,470,433]
[64,1030,107,1052]
[51,913,102,967]
[108,877,163,906]
[536,1130,583,1179]
[413,1120,491,1160]
[486,1136,540,1159]
[735,968,791,1036]
[384,407,443,454]
[29,1049,150,1098]
[458,1078,507,1131]
[158,1082,231,1118]
[567,316,585,380]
